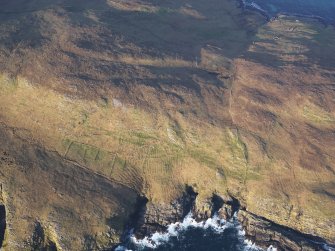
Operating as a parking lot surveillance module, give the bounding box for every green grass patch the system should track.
[85,147,99,160]
[303,106,335,123]
[226,130,248,162]
[114,156,127,170]
[0,75,18,94]
[188,148,220,169]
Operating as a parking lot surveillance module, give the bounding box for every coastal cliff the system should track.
[124,190,334,250]
[0,0,334,250]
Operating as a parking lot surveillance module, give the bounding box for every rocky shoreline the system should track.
[238,211,333,251]
[119,189,335,251]
[238,0,334,26]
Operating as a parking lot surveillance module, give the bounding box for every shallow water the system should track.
[243,0,335,23]
[116,214,275,251]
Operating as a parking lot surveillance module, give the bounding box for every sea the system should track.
[115,213,275,251]
[243,0,335,24]
[116,1,335,250]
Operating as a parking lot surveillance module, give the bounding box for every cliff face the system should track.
[0,123,139,250]
[0,0,334,250]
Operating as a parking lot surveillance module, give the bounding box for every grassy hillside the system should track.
[0,0,334,249]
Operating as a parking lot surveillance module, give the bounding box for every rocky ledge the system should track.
[238,211,334,251]
[123,189,335,251]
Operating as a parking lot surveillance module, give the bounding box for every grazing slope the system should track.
[0,0,334,249]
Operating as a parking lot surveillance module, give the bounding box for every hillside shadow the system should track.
[0,0,267,95]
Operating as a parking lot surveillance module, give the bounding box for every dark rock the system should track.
[218,204,233,220]
[0,204,5,249]
[238,210,334,251]
[131,185,198,238]
[123,192,335,251]
[30,222,58,251]
[211,194,225,217]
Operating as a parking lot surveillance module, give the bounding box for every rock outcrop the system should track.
[238,210,332,251]
[128,193,334,250]
[0,0,334,250]
[0,204,6,249]
[128,186,198,239]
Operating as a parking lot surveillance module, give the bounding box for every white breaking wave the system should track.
[243,1,266,13]
[129,213,231,250]
[116,212,277,251]
[250,2,265,12]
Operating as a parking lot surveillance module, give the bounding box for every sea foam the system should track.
[116,212,275,251]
